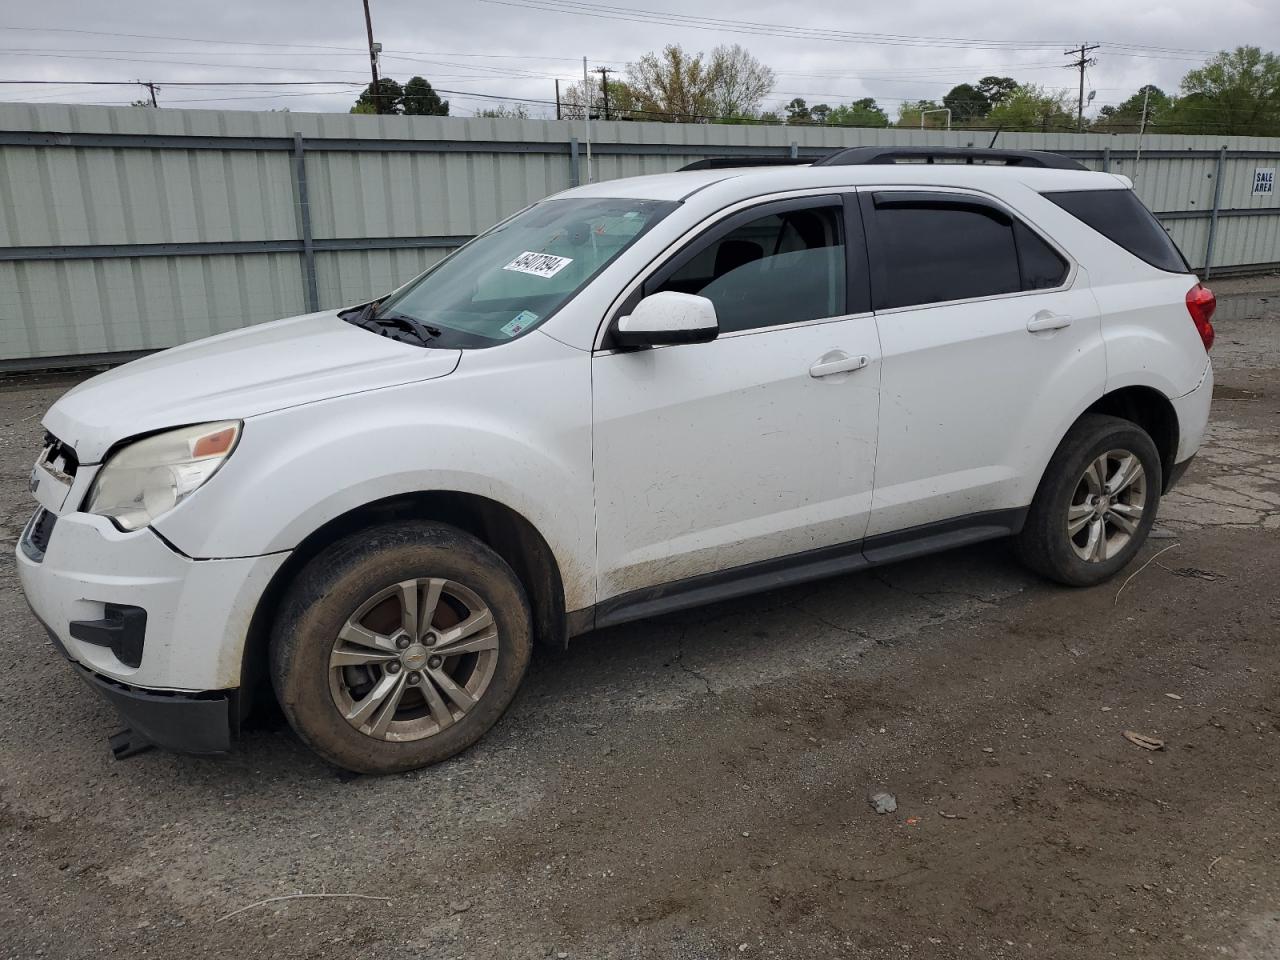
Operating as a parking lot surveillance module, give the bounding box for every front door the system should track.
[591,195,881,603]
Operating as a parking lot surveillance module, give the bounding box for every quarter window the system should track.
[1015,221,1070,290]
[1044,188,1188,274]
[653,204,846,334]
[871,196,1067,309]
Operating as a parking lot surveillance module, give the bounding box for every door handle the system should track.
[1026,310,1073,333]
[809,352,869,378]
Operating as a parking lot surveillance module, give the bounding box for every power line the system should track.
[0,78,367,86]
[467,0,1220,57]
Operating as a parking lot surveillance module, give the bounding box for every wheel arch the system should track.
[1082,385,1180,491]
[238,490,568,722]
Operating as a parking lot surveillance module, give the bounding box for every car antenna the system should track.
[988,126,1003,149]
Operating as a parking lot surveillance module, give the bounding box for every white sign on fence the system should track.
[1254,167,1276,195]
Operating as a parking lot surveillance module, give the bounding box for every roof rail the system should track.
[812,146,1087,171]
[678,157,813,171]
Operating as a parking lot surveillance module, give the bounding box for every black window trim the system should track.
[594,190,873,352]
[857,186,1077,315]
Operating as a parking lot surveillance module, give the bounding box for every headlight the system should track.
[85,421,241,531]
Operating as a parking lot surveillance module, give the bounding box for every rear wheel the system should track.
[270,522,532,774]
[1016,414,1162,587]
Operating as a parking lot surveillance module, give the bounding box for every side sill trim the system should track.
[576,508,1027,636]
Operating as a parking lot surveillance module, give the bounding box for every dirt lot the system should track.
[1,282,1277,960]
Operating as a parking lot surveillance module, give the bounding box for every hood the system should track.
[45,310,461,463]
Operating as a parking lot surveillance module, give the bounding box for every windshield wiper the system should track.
[342,300,442,346]
[371,311,443,344]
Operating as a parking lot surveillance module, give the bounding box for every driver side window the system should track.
[653,203,846,334]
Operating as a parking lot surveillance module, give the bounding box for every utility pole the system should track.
[1133,86,1152,176]
[582,56,593,183]
[139,81,159,107]
[361,0,382,113]
[1064,43,1100,132]
[555,79,561,120]
[594,66,612,121]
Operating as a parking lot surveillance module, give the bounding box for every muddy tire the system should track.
[1016,414,1163,587]
[270,521,531,775]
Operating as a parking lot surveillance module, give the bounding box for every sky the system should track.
[1,0,1276,120]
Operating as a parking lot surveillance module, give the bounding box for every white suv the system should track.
[18,147,1215,774]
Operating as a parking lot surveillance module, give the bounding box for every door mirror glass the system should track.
[614,291,719,348]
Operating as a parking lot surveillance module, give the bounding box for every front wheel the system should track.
[270,522,532,774]
[1016,414,1163,587]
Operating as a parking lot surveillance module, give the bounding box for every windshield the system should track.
[363,197,677,348]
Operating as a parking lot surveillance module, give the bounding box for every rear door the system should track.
[860,187,1106,539]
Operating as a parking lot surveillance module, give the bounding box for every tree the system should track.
[402,76,449,116]
[943,83,991,123]
[351,77,403,115]
[560,77,638,120]
[476,103,531,119]
[626,43,774,122]
[985,85,1075,132]
[810,103,832,124]
[627,45,718,121]
[825,98,890,127]
[1166,46,1280,136]
[784,97,812,123]
[977,76,1019,105]
[1093,85,1170,132]
[896,99,944,127]
[706,43,775,119]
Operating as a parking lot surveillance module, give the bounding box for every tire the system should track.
[1015,414,1163,587]
[270,521,532,775]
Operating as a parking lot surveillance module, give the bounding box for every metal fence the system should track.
[1,103,1278,369]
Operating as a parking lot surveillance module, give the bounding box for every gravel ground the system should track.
[0,281,1277,960]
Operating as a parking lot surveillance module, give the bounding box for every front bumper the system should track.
[18,508,288,751]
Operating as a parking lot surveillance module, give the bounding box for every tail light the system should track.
[1186,283,1216,352]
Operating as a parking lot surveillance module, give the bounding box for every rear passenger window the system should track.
[1044,189,1188,274]
[872,196,1068,309]
[873,199,1021,308]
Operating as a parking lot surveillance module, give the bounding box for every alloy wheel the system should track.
[328,578,499,742]
[1066,449,1148,563]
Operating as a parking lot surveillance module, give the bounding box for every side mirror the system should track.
[614,291,719,349]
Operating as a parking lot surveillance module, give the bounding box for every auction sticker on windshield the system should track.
[500,310,539,337]
[503,251,574,279]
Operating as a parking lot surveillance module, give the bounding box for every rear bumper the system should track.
[1171,358,1213,465]
[1165,454,1196,491]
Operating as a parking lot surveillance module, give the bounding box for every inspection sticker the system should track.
[503,251,573,279]
[500,310,539,337]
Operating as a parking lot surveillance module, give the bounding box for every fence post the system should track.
[569,137,580,187]
[291,133,320,313]
[1203,145,1227,279]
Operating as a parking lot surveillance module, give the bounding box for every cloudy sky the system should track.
[1,0,1275,119]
